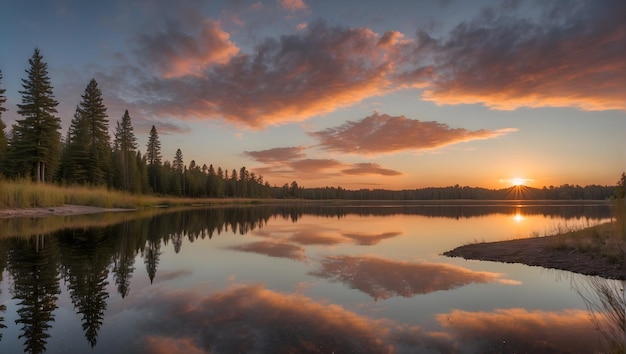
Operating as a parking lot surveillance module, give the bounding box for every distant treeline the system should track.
[274,184,618,201]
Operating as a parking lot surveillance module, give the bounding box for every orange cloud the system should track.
[243,146,306,163]
[247,150,403,181]
[278,0,308,12]
[311,255,517,300]
[129,20,400,128]
[310,112,516,155]
[412,2,625,111]
[436,308,611,353]
[137,19,239,78]
[132,284,454,353]
[342,163,403,176]
[100,2,622,133]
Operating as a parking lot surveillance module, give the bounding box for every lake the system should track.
[0,201,621,353]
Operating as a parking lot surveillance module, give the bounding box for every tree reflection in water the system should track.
[7,235,60,354]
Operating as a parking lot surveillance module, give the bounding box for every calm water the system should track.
[0,202,621,353]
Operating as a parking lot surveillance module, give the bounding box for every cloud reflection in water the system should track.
[228,241,306,261]
[128,284,609,353]
[311,255,519,300]
[135,284,451,353]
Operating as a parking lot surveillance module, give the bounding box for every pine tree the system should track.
[172,149,184,195]
[77,79,111,185]
[13,48,62,182]
[0,70,7,174]
[146,125,162,192]
[113,110,137,191]
[146,125,162,166]
[63,106,91,183]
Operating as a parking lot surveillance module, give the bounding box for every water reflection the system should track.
[127,284,453,354]
[7,236,61,354]
[435,307,607,353]
[229,241,306,261]
[0,203,616,353]
[341,231,403,245]
[112,284,611,354]
[311,255,518,300]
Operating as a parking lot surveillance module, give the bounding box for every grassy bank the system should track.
[547,221,624,265]
[0,180,284,209]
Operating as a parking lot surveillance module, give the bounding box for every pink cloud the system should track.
[137,19,239,78]
[310,112,516,155]
[278,0,308,12]
[410,2,626,111]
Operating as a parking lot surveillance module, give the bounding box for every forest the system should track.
[0,49,620,201]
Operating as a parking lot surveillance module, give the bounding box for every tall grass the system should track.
[547,200,625,265]
[0,179,149,208]
[0,179,291,209]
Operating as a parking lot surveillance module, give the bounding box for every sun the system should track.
[510,177,526,186]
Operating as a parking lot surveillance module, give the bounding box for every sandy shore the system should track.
[0,204,134,219]
[444,235,624,280]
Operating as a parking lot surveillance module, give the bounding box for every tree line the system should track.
[291,184,618,201]
[0,49,272,198]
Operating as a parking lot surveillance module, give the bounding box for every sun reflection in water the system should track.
[512,208,525,223]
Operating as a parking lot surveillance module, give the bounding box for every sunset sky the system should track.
[0,0,624,190]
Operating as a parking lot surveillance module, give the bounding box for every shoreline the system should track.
[0,204,135,219]
[444,231,625,280]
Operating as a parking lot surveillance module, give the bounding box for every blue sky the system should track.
[1,0,624,189]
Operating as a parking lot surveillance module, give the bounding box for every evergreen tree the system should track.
[0,70,7,174]
[13,48,62,182]
[62,106,90,183]
[146,125,162,166]
[77,79,111,185]
[146,125,162,192]
[113,110,137,191]
[172,148,184,195]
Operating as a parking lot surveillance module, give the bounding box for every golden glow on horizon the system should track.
[511,177,526,186]
[513,213,525,223]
